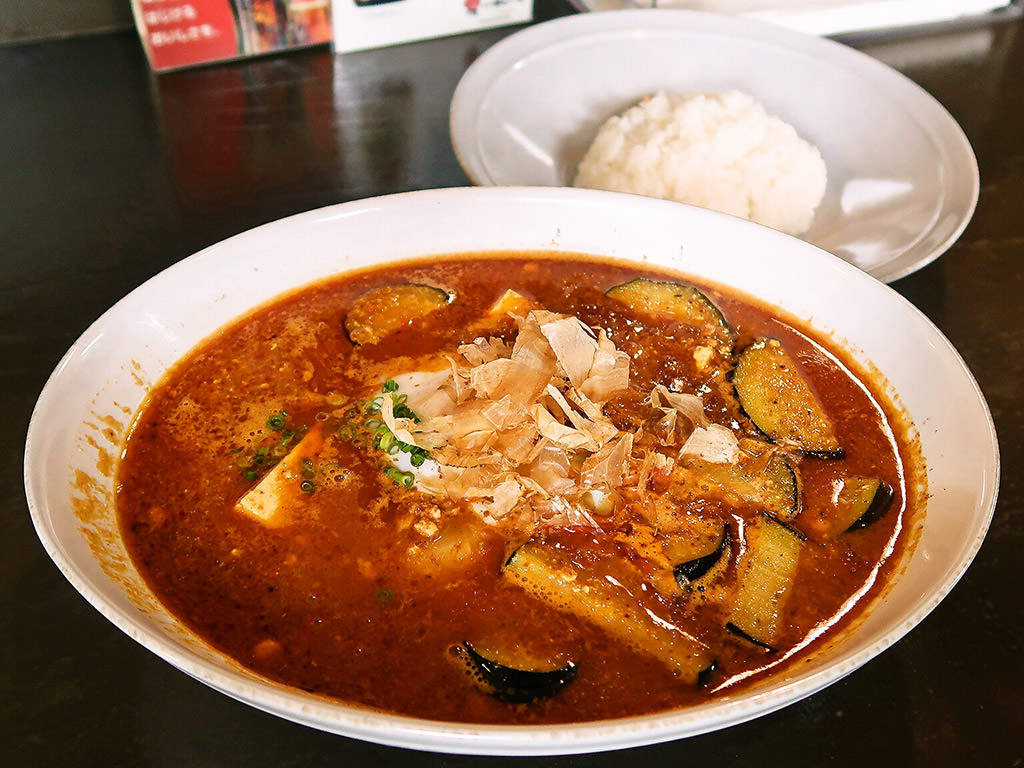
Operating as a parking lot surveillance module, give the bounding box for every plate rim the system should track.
[449,9,980,283]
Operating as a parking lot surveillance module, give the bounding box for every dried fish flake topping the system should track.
[386,309,722,534]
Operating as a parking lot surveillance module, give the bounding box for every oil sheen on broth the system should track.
[116,253,916,725]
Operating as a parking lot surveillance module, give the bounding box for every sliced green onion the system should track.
[381,380,399,393]
[299,479,315,494]
[383,466,415,489]
[393,403,417,421]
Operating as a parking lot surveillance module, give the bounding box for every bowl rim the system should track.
[24,186,999,755]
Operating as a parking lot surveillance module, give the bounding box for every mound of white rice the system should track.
[573,91,826,235]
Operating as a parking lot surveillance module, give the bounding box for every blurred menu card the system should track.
[332,0,533,54]
[131,0,332,72]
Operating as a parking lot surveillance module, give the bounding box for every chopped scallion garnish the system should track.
[383,466,415,489]
[333,382,432,484]
[235,408,310,484]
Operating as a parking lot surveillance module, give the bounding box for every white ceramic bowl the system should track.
[25,187,997,755]
[449,10,979,282]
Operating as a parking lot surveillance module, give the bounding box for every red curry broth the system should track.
[116,253,914,724]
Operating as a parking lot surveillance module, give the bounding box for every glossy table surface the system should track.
[4,3,1023,765]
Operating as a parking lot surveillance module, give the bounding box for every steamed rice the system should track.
[573,91,826,235]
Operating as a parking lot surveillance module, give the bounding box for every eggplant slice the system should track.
[669,451,800,524]
[763,453,801,521]
[504,541,713,684]
[727,514,804,651]
[344,283,451,345]
[733,338,843,458]
[450,642,577,704]
[606,278,734,353]
[673,525,731,590]
[835,477,895,533]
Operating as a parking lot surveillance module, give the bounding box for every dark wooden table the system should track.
[4,3,1022,766]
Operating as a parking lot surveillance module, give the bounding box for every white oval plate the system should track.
[450,10,979,282]
[26,187,997,755]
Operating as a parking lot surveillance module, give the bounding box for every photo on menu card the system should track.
[132,0,333,72]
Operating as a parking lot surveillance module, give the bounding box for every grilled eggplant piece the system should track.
[670,450,800,523]
[606,278,733,353]
[733,338,842,457]
[344,283,451,345]
[835,477,894,533]
[673,525,731,590]
[697,661,719,689]
[449,642,577,704]
[763,453,801,521]
[504,541,713,684]
[725,621,776,651]
[727,514,804,651]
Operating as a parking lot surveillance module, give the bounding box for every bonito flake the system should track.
[389,310,717,532]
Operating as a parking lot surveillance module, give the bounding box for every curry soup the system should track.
[117,253,917,724]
